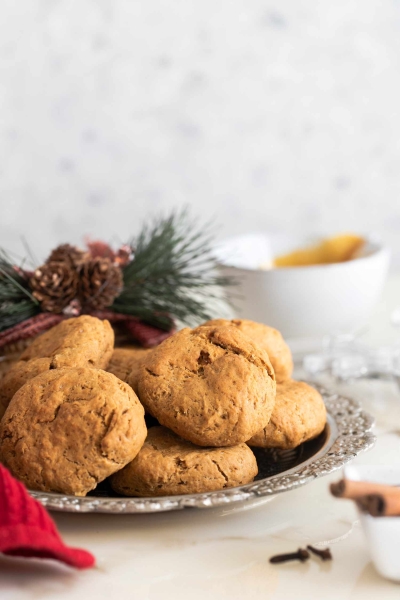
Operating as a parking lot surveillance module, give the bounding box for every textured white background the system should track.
[1,1,400,265]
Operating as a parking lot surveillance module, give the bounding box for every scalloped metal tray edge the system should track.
[30,384,376,514]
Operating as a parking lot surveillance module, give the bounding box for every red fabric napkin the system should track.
[0,464,95,569]
[123,318,174,348]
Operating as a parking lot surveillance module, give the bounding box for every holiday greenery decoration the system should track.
[0,210,232,350]
[30,260,80,313]
[0,251,40,332]
[79,258,123,311]
[48,244,89,267]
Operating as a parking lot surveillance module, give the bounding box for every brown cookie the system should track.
[111,426,258,496]
[0,367,147,496]
[0,355,18,381]
[107,347,152,394]
[19,315,114,367]
[247,379,326,449]
[138,325,276,447]
[202,319,293,383]
[0,315,114,419]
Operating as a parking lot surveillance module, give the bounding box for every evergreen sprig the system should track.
[0,210,233,334]
[112,210,233,329]
[0,251,39,332]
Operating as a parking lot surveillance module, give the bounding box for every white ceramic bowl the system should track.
[344,465,400,583]
[215,233,390,339]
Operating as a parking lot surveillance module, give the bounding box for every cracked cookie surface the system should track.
[247,379,327,449]
[138,325,276,446]
[0,367,147,496]
[107,347,152,394]
[111,426,258,496]
[0,315,114,419]
[202,319,293,383]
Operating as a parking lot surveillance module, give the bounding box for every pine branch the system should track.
[112,209,234,328]
[0,251,40,332]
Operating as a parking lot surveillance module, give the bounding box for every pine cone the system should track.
[29,262,79,313]
[79,258,123,310]
[47,244,89,267]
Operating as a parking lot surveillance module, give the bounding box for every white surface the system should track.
[2,276,400,598]
[359,514,400,583]
[216,233,390,338]
[344,464,400,485]
[1,1,400,265]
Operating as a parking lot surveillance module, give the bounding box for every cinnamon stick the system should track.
[330,478,400,500]
[357,492,400,517]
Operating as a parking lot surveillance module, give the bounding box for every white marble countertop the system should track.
[2,277,400,599]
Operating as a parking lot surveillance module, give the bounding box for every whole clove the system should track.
[269,548,310,564]
[307,545,332,561]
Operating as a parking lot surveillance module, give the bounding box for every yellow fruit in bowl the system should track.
[273,234,365,268]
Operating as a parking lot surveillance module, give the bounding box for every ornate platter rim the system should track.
[29,383,376,513]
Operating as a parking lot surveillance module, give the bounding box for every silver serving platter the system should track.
[30,384,375,514]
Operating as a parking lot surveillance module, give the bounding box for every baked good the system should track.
[0,367,147,496]
[111,426,258,496]
[0,355,18,381]
[138,324,276,446]
[0,315,114,419]
[18,315,113,368]
[107,347,152,394]
[202,319,293,383]
[0,358,55,420]
[247,379,326,449]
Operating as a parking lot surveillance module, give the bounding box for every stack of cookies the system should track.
[0,315,326,498]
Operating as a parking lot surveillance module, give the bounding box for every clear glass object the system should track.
[303,308,400,387]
